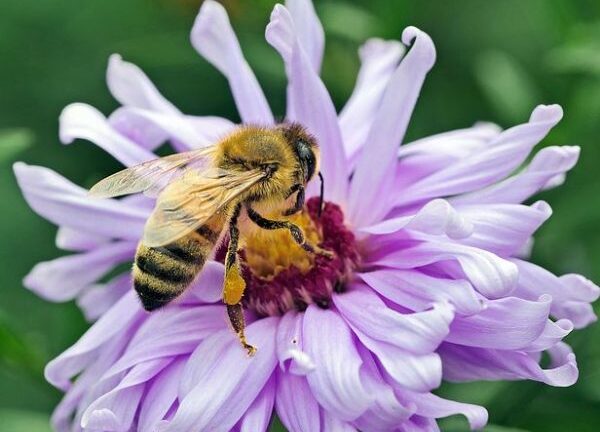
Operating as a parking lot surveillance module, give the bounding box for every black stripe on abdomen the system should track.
[196,225,219,243]
[153,244,198,264]
[135,254,193,284]
[134,279,177,311]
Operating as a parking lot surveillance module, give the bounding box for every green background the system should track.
[1,0,600,431]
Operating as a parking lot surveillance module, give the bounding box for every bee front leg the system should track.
[247,205,333,259]
[283,184,305,216]
[223,203,256,357]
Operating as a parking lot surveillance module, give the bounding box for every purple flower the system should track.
[14,0,598,431]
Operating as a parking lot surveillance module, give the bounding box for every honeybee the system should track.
[90,123,332,355]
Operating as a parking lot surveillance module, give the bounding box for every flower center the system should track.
[240,197,359,316]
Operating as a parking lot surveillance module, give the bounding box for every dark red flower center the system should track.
[240,197,359,316]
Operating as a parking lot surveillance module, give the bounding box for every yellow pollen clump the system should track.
[242,211,322,279]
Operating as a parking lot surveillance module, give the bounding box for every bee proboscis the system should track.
[90,123,332,355]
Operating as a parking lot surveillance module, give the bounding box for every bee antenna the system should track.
[318,171,325,218]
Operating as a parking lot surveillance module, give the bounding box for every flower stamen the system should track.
[240,197,359,316]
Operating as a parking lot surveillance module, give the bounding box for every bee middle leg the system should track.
[246,205,333,258]
[223,203,256,357]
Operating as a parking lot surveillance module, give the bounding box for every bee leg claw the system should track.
[240,338,257,357]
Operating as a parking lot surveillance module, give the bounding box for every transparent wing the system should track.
[89,147,216,198]
[142,168,265,247]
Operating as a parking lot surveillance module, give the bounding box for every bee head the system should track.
[280,122,319,183]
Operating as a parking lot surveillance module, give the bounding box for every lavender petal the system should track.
[191,0,273,124]
[349,27,436,227]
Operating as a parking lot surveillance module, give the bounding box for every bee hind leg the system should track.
[223,203,256,357]
[246,205,334,259]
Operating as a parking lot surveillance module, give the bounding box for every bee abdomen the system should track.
[133,220,224,311]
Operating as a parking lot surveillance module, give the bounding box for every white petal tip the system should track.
[287,349,316,374]
[81,408,119,430]
[530,104,563,124]
[556,319,575,333]
[272,3,289,16]
[401,26,436,69]
[12,161,27,176]
[428,199,474,239]
[531,200,553,219]
[267,4,293,31]
[108,53,123,67]
[44,363,70,392]
[106,53,127,83]
[193,0,226,34]
[59,103,102,145]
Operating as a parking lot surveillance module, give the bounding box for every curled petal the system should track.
[24,241,136,302]
[446,296,552,350]
[513,259,599,328]
[451,145,580,205]
[286,0,325,71]
[334,284,453,355]
[396,104,564,207]
[59,103,156,166]
[360,269,482,316]
[14,162,148,240]
[351,326,443,392]
[350,26,436,227]
[360,199,473,239]
[399,392,488,431]
[303,306,371,420]
[439,342,579,387]
[276,311,315,375]
[266,4,348,204]
[191,0,273,124]
[456,201,552,256]
[377,240,518,299]
[525,319,573,352]
[339,38,404,164]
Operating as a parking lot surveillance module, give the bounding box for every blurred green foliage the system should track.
[1,0,599,430]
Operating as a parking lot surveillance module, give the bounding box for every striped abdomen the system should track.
[133,215,225,311]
